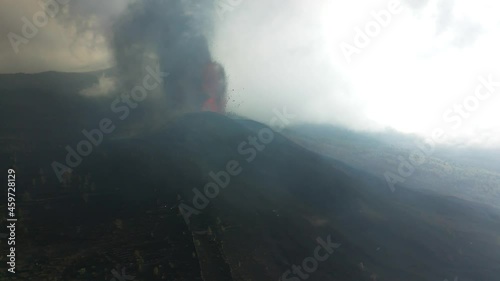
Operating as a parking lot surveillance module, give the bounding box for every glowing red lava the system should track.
[201,62,227,113]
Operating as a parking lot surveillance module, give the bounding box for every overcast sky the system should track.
[1,0,500,147]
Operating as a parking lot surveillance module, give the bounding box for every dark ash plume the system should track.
[111,0,224,126]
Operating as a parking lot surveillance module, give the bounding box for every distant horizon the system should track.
[2,68,500,150]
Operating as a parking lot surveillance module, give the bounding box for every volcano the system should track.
[7,111,500,281]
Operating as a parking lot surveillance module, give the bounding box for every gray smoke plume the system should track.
[111,0,217,126]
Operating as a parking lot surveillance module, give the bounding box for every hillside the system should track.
[1,110,500,280]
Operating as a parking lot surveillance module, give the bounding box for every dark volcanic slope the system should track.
[2,113,500,281]
[145,113,500,281]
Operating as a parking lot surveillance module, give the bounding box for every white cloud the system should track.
[80,74,117,96]
[213,0,500,147]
